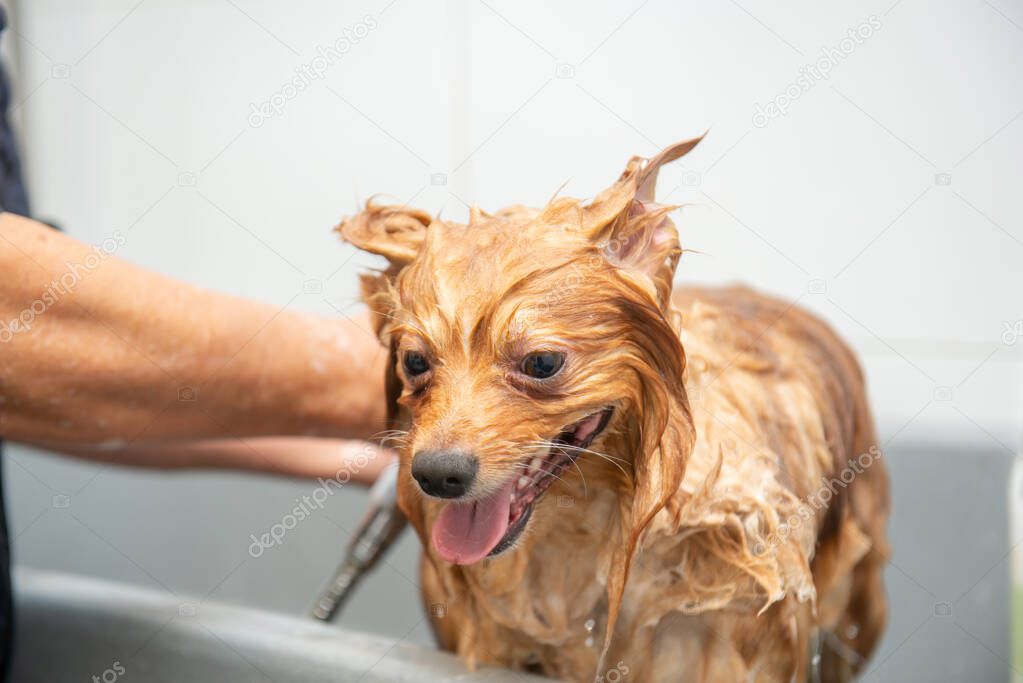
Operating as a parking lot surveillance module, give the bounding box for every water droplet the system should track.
[811,654,821,666]
[584,618,595,632]
[584,636,594,648]
[846,624,859,638]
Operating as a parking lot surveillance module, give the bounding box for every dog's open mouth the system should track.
[431,407,614,565]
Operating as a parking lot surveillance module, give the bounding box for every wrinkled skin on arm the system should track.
[1,212,390,479]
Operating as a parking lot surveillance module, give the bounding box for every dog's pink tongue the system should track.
[431,480,513,565]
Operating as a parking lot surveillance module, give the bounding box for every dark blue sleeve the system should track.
[0,4,30,218]
[0,4,28,680]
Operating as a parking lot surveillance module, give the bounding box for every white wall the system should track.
[11,0,1023,448]
[3,0,1022,677]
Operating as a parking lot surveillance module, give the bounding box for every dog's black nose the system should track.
[411,450,478,499]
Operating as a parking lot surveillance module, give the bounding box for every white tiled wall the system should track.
[13,0,1020,447]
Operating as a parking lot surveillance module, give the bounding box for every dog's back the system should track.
[663,285,890,681]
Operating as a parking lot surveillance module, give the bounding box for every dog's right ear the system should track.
[336,201,431,338]
[335,201,432,265]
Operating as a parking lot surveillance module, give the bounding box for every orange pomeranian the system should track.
[339,136,889,682]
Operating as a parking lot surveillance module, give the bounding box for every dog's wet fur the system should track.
[339,136,889,682]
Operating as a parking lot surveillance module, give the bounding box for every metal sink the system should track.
[11,569,544,682]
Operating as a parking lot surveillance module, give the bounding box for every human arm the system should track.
[0,212,388,469]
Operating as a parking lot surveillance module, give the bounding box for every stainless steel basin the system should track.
[10,569,544,682]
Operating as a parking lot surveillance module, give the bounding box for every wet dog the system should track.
[339,136,889,682]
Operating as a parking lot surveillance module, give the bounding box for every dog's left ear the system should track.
[581,135,704,309]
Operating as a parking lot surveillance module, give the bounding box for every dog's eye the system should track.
[520,351,564,379]
[403,351,430,377]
